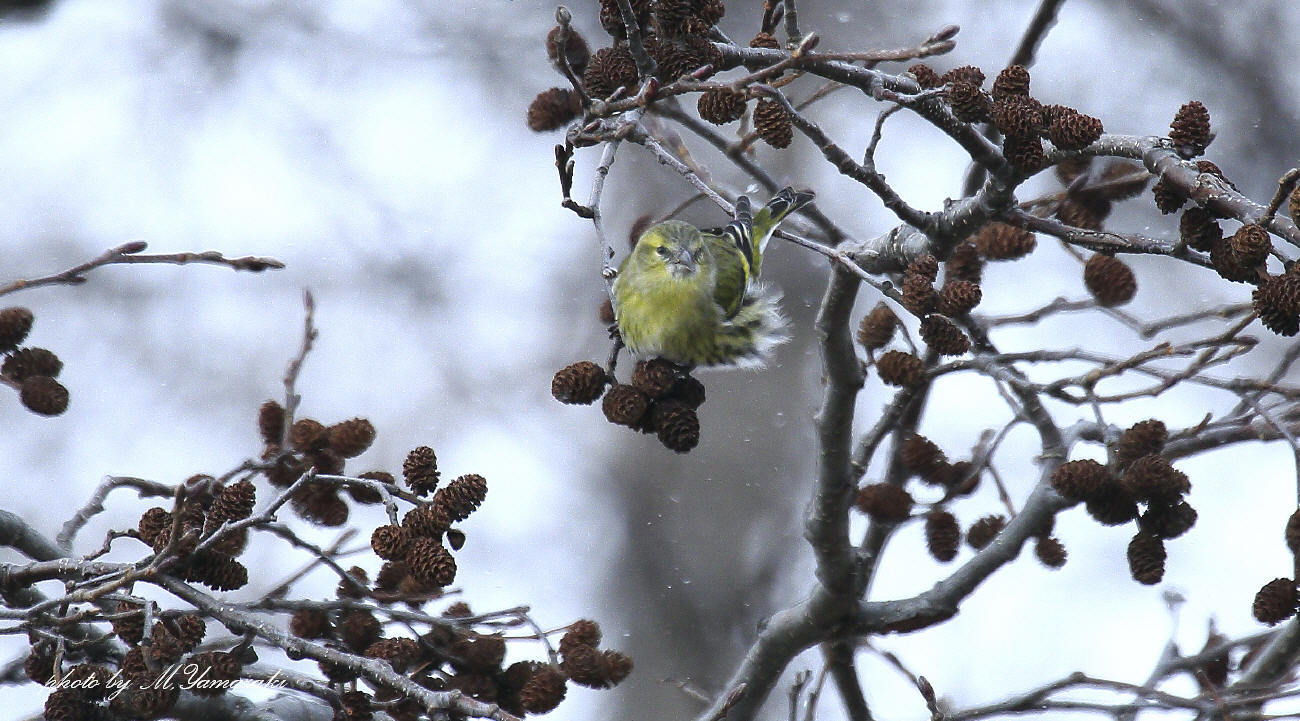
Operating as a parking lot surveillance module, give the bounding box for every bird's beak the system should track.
[668,248,696,273]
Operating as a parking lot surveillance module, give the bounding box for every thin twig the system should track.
[0,242,282,298]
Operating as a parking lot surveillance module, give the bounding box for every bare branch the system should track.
[0,242,282,298]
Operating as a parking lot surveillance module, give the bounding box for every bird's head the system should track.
[636,221,707,279]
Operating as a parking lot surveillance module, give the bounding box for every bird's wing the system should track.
[720,195,756,279]
[707,232,749,319]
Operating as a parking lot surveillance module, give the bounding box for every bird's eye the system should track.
[656,246,671,257]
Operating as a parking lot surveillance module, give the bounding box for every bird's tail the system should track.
[751,187,815,277]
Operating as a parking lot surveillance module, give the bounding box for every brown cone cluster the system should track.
[547,0,728,137]
[1054,419,1197,585]
[0,307,69,416]
[926,63,1103,175]
[557,357,705,453]
[558,620,633,689]
[255,402,385,526]
[99,600,244,717]
[134,480,256,591]
[972,223,1036,261]
[365,465,489,594]
[895,254,977,357]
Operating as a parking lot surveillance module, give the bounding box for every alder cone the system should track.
[435,473,488,522]
[909,63,942,89]
[900,273,937,316]
[948,80,991,123]
[753,99,793,148]
[1253,578,1299,625]
[876,351,924,387]
[527,87,583,132]
[602,384,649,426]
[697,88,746,125]
[1127,531,1166,585]
[1139,500,1197,540]
[941,65,985,87]
[1083,254,1137,307]
[1286,508,1300,554]
[945,242,983,284]
[583,46,638,99]
[19,376,69,415]
[966,514,1005,550]
[0,306,33,352]
[1229,224,1271,268]
[403,445,441,495]
[1252,274,1300,336]
[1047,108,1103,150]
[1169,100,1211,155]
[919,315,970,356]
[1034,536,1068,568]
[991,64,1030,99]
[1004,134,1045,173]
[552,361,608,405]
[854,483,914,522]
[937,280,982,316]
[630,358,678,398]
[1050,459,1110,501]
[900,434,946,479]
[1,346,62,381]
[856,303,898,350]
[1151,177,1186,214]
[1179,207,1221,251]
[925,510,960,562]
[907,254,939,282]
[1116,419,1167,468]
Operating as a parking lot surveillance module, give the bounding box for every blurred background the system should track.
[1,0,1298,718]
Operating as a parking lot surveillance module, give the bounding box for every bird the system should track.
[611,187,815,367]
